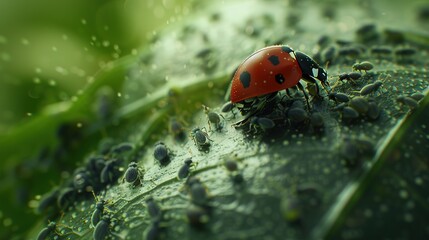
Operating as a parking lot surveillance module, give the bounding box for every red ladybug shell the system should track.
[230,45,303,103]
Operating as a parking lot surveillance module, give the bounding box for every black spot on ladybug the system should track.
[275,74,285,84]
[281,46,293,53]
[240,71,251,88]
[268,55,280,66]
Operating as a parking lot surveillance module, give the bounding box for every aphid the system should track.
[57,187,76,210]
[366,102,380,120]
[340,136,374,167]
[145,196,162,221]
[352,61,374,73]
[287,108,309,123]
[230,45,329,115]
[185,177,209,206]
[191,127,211,150]
[410,92,424,101]
[178,158,194,180]
[224,159,239,172]
[328,92,350,103]
[93,215,110,240]
[397,95,419,109]
[331,102,348,112]
[73,168,92,192]
[394,47,416,57]
[321,45,337,65]
[338,46,361,58]
[186,206,210,229]
[169,117,186,141]
[310,112,324,128]
[338,72,362,82]
[111,142,134,155]
[100,158,121,184]
[37,222,57,240]
[203,105,223,131]
[98,138,115,155]
[91,199,106,227]
[87,156,107,175]
[359,80,383,96]
[123,162,144,186]
[249,116,275,131]
[355,24,379,43]
[349,97,370,114]
[341,106,360,120]
[153,142,170,165]
[370,46,392,55]
[221,101,234,113]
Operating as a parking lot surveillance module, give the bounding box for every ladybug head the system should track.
[295,51,330,92]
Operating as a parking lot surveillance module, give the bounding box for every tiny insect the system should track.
[338,72,362,82]
[145,196,162,221]
[73,168,92,192]
[370,46,392,55]
[202,105,224,131]
[328,92,350,103]
[221,101,234,113]
[394,47,416,57]
[123,162,144,186]
[93,215,110,240]
[397,95,419,109]
[37,222,58,240]
[153,142,170,165]
[191,127,211,150]
[359,80,383,96]
[177,158,194,180]
[366,101,381,120]
[352,61,374,73]
[287,108,309,123]
[310,112,324,128]
[186,206,210,229]
[224,159,239,172]
[91,199,106,227]
[249,116,275,132]
[111,142,134,155]
[341,106,360,120]
[349,97,370,114]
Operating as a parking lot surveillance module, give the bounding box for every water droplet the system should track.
[26,113,32,116]
[81,19,87,25]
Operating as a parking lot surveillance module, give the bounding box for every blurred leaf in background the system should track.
[0,0,193,238]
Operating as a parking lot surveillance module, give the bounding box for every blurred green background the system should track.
[0,0,194,238]
[0,0,193,134]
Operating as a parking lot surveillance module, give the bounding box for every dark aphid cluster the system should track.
[37,222,58,240]
[123,162,144,187]
[332,96,380,121]
[370,45,393,56]
[93,215,112,240]
[338,72,362,83]
[328,92,350,103]
[191,127,211,151]
[153,141,170,165]
[352,61,374,73]
[91,198,109,228]
[177,158,195,180]
[394,46,417,63]
[359,80,383,96]
[355,23,380,44]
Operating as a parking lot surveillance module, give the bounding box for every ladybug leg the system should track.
[297,82,311,109]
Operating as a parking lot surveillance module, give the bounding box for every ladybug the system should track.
[230,45,330,115]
